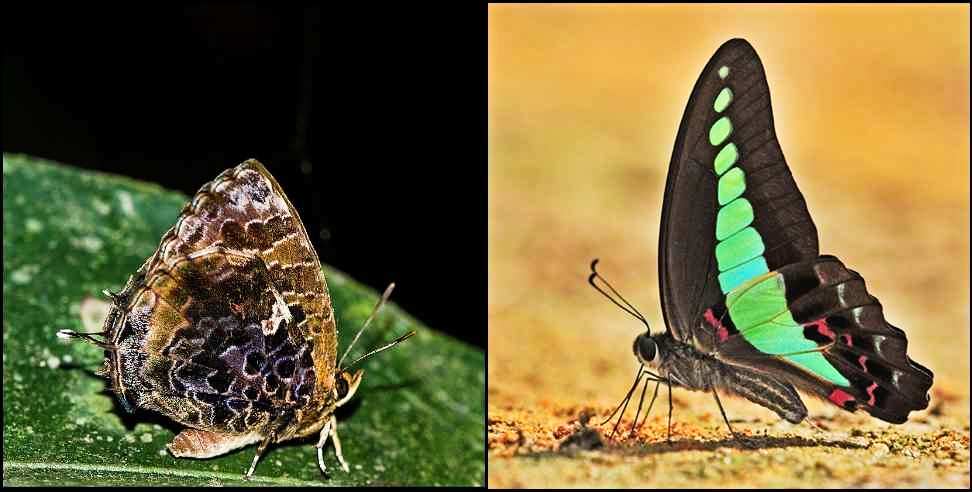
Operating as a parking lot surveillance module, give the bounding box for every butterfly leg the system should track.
[710,388,739,440]
[316,418,333,474]
[316,414,351,474]
[634,380,662,434]
[602,366,644,440]
[245,430,276,480]
[628,376,651,438]
[803,417,826,434]
[329,414,350,473]
[666,376,673,444]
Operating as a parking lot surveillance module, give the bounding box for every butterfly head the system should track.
[333,369,364,407]
[633,332,663,368]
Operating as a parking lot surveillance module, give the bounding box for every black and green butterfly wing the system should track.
[659,38,817,343]
[706,256,933,423]
[658,39,932,423]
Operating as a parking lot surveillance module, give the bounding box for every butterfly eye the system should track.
[335,374,350,400]
[633,333,658,365]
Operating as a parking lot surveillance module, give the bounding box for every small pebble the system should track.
[870,442,890,458]
[848,436,868,447]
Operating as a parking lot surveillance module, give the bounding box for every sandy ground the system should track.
[488,5,970,488]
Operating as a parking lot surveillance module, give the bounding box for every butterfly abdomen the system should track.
[659,334,808,423]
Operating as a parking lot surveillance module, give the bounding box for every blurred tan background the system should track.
[489,4,969,486]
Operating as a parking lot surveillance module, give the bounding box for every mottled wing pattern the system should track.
[659,38,818,343]
[113,248,318,433]
[141,160,337,395]
[703,256,933,423]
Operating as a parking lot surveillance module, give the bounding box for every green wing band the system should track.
[715,197,754,240]
[709,66,769,293]
[726,273,850,386]
[718,256,768,293]
[718,167,746,205]
[714,142,738,175]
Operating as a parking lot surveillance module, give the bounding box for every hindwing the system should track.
[703,256,932,423]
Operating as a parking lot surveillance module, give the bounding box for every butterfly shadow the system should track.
[57,361,185,435]
[533,422,868,461]
[623,433,867,456]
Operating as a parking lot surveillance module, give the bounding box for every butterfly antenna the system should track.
[337,283,402,370]
[56,330,116,350]
[344,330,416,369]
[588,259,651,333]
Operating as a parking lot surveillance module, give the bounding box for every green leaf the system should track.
[2,154,484,486]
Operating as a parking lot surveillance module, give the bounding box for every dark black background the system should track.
[2,4,485,348]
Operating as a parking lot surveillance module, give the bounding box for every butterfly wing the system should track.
[111,248,318,434]
[705,256,933,423]
[136,159,338,396]
[660,40,932,423]
[659,38,818,343]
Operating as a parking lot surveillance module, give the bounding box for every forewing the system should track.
[659,39,818,342]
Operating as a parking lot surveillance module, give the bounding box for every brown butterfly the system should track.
[58,159,413,479]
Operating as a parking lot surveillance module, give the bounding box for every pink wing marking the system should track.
[704,308,729,342]
[866,382,878,406]
[828,388,856,408]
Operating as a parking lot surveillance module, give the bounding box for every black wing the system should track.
[658,38,818,342]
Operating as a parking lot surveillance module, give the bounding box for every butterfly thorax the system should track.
[646,332,729,393]
[641,331,810,424]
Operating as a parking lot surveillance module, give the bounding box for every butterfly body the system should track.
[636,331,808,424]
